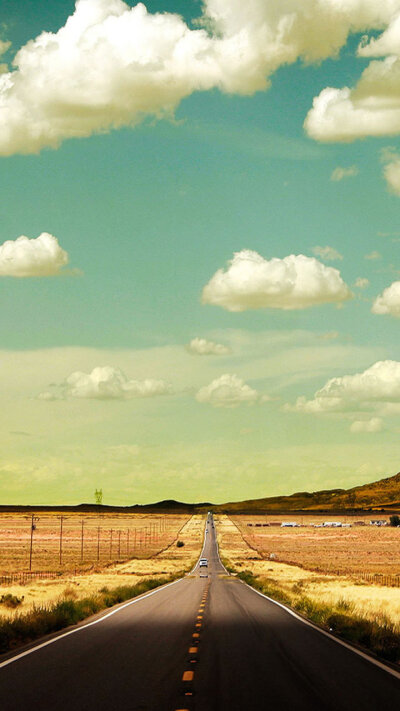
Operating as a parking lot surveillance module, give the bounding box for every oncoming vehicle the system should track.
[199,558,208,568]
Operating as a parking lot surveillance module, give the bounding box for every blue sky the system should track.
[0,0,399,504]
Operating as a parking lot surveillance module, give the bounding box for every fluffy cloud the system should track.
[372,281,400,317]
[288,360,400,414]
[196,373,259,408]
[312,245,343,261]
[330,165,358,181]
[0,233,69,277]
[39,366,172,400]
[1,0,400,154]
[365,251,381,260]
[186,337,230,356]
[202,249,352,312]
[304,11,400,142]
[350,417,383,433]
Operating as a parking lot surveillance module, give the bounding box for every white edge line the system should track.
[0,575,183,670]
[215,515,400,681]
[1,516,211,671]
[239,579,400,681]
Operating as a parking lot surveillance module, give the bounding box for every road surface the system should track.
[0,515,399,710]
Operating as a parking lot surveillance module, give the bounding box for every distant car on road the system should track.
[199,558,208,568]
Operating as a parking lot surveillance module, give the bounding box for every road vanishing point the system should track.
[0,516,399,710]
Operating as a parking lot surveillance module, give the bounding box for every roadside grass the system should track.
[0,571,186,655]
[218,516,400,664]
[231,567,400,664]
[0,515,205,619]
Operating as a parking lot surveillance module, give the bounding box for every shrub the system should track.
[389,515,400,527]
[0,594,24,609]
[176,540,184,547]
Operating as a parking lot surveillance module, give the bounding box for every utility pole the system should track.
[80,520,84,563]
[59,516,64,566]
[29,514,37,572]
[97,526,100,562]
[127,529,130,556]
[118,530,121,558]
[134,528,137,553]
[110,529,113,559]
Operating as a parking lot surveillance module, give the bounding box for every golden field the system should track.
[0,512,192,573]
[0,515,204,619]
[231,513,400,576]
[216,515,400,630]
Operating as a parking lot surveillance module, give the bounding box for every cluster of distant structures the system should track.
[247,517,399,528]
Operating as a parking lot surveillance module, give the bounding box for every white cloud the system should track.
[1,0,400,154]
[354,277,370,289]
[372,280,400,317]
[196,373,259,408]
[330,165,358,181]
[40,366,172,400]
[364,251,381,260]
[312,245,343,261]
[186,337,230,356]
[350,417,383,433]
[0,233,69,277]
[304,11,400,143]
[381,148,400,196]
[202,249,352,312]
[288,360,400,414]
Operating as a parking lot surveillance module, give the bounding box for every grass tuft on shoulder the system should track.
[0,571,186,655]
[232,568,400,664]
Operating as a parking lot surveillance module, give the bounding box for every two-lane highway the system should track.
[0,515,399,710]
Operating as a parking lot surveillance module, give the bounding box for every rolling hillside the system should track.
[0,474,399,514]
[216,472,400,513]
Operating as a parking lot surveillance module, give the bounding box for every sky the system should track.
[0,0,399,505]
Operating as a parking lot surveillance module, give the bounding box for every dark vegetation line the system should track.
[0,571,187,656]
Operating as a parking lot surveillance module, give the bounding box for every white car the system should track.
[199,558,208,568]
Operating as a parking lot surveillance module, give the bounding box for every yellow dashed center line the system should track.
[189,646,198,653]
[182,670,194,682]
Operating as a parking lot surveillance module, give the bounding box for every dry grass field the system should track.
[0,515,204,620]
[216,515,400,632]
[0,512,192,574]
[231,513,400,577]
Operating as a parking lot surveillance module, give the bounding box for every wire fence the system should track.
[0,514,190,577]
[0,571,62,585]
[229,516,400,587]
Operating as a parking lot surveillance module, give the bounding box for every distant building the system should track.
[281,522,300,527]
[370,519,387,526]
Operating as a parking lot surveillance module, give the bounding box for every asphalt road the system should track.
[0,516,399,710]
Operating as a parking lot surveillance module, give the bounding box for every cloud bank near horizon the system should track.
[287,360,400,416]
[39,365,173,400]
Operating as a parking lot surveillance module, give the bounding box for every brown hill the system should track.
[0,474,399,514]
[215,472,400,513]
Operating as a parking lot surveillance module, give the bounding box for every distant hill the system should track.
[0,473,399,514]
[0,499,212,514]
[215,472,400,513]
